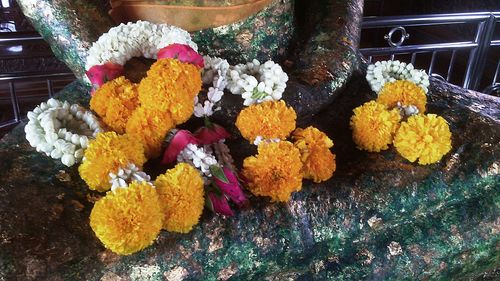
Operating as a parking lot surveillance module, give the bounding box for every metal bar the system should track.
[362,12,500,28]
[491,40,500,46]
[493,60,500,85]
[429,51,438,74]
[447,50,457,81]
[9,82,21,122]
[47,79,54,98]
[411,52,417,64]
[361,41,477,56]
[0,72,74,81]
[0,34,44,43]
[0,119,19,129]
[390,54,395,60]
[368,56,373,63]
[463,15,496,90]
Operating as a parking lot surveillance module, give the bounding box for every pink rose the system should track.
[194,123,231,145]
[161,130,199,165]
[207,192,234,217]
[86,63,123,95]
[157,44,204,68]
[213,167,248,208]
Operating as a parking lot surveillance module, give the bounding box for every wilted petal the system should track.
[213,167,248,208]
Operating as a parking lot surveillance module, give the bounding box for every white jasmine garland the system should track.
[85,21,197,70]
[24,98,103,167]
[109,163,152,192]
[177,143,218,177]
[226,59,289,106]
[396,102,420,117]
[366,60,430,93]
[194,56,230,117]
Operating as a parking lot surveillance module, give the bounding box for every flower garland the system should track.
[24,21,338,257]
[351,60,452,164]
[24,98,103,167]
[366,60,430,93]
[85,21,197,70]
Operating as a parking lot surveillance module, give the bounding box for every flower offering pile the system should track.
[24,21,452,256]
[351,60,452,165]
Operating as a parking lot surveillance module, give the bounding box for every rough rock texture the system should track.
[0,74,498,280]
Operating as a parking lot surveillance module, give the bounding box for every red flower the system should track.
[86,63,123,95]
[213,167,248,208]
[194,123,231,145]
[207,192,234,217]
[157,44,204,68]
[161,130,199,164]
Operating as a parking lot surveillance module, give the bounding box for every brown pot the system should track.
[109,0,273,32]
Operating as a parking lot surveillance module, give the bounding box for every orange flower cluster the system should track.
[292,126,336,183]
[90,76,139,134]
[90,58,202,158]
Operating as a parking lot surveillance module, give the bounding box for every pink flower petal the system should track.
[161,130,199,164]
[86,63,124,95]
[207,192,234,217]
[213,167,248,208]
[194,124,231,145]
[157,44,204,68]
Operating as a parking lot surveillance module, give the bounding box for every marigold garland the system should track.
[242,141,303,202]
[154,163,204,233]
[393,114,452,164]
[89,181,163,255]
[350,101,401,152]
[79,132,146,192]
[125,107,174,159]
[90,76,139,134]
[138,58,202,124]
[236,100,296,142]
[377,80,427,113]
[292,127,336,183]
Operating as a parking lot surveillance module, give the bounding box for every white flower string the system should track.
[366,60,430,93]
[253,136,281,146]
[194,56,230,117]
[396,102,420,117]
[86,21,197,70]
[25,99,103,167]
[109,163,152,192]
[177,143,218,177]
[226,59,289,106]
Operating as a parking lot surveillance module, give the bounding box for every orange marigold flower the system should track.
[350,101,401,152]
[242,141,303,202]
[125,107,175,159]
[394,114,452,165]
[90,76,139,134]
[79,132,146,192]
[377,80,427,113]
[292,126,336,183]
[90,181,163,255]
[138,58,201,125]
[154,163,204,233]
[236,100,296,142]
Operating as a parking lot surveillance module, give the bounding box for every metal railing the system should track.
[360,12,500,95]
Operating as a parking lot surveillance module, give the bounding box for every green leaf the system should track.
[210,165,229,183]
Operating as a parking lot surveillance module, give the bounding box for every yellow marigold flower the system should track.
[236,100,296,142]
[154,163,204,233]
[79,132,146,192]
[377,80,427,113]
[90,76,139,134]
[90,181,163,255]
[393,114,452,165]
[242,141,303,202]
[292,126,336,183]
[350,101,401,152]
[125,107,174,159]
[138,58,201,125]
